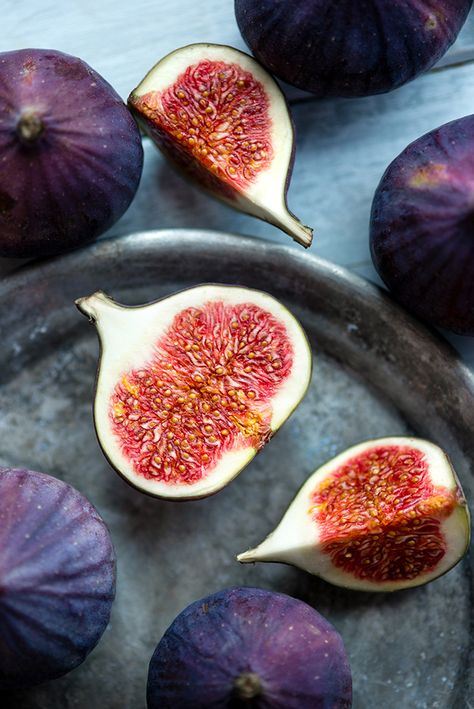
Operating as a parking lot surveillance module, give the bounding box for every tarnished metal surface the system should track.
[0,230,472,709]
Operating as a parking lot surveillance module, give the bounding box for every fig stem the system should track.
[267,207,313,248]
[75,291,119,322]
[17,113,44,144]
[233,672,262,701]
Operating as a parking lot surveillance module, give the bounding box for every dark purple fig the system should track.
[0,467,116,689]
[370,115,474,335]
[147,587,352,708]
[235,0,472,97]
[0,49,143,258]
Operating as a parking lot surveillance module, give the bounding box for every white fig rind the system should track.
[76,284,312,500]
[129,44,313,247]
[238,437,470,591]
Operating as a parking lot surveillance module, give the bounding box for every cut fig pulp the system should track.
[128,44,313,247]
[77,285,311,500]
[238,438,470,591]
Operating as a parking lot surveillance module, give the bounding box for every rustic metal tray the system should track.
[0,229,472,709]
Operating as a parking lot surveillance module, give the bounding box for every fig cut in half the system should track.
[76,285,311,500]
[238,438,470,591]
[128,44,313,247]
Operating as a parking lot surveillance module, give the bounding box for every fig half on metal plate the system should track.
[239,437,470,591]
[76,284,312,500]
[147,587,352,709]
[128,44,313,247]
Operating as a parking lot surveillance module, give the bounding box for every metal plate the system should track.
[0,230,472,709]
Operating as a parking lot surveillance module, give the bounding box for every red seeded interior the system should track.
[110,300,293,484]
[132,59,273,197]
[311,446,458,582]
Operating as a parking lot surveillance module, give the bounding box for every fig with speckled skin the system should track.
[0,467,116,689]
[0,48,143,258]
[147,587,352,708]
[235,0,472,97]
[370,115,474,335]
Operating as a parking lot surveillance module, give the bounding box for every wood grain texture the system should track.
[1,0,474,100]
[1,1,474,368]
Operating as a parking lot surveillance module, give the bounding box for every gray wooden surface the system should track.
[2,0,474,373]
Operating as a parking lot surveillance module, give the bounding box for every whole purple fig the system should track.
[0,467,116,689]
[147,587,352,708]
[0,49,143,258]
[370,115,474,335]
[235,0,472,97]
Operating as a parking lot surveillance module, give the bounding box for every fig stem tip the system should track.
[75,290,113,321]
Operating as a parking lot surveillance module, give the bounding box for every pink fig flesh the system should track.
[128,44,313,247]
[111,300,293,485]
[131,59,273,199]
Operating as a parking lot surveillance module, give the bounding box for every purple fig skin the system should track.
[147,587,352,709]
[0,49,143,258]
[235,0,472,97]
[370,115,474,335]
[0,467,116,689]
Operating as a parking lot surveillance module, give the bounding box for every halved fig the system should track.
[238,437,470,591]
[128,44,313,247]
[76,285,311,500]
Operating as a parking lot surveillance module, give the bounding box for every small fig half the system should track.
[76,285,311,500]
[238,438,470,591]
[0,467,115,689]
[128,44,313,247]
[147,587,352,709]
